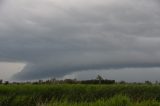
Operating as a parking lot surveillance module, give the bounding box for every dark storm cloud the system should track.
[0,0,160,80]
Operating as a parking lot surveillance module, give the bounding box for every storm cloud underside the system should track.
[0,0,160,80]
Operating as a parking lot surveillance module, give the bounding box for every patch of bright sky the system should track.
[0,62,25,81]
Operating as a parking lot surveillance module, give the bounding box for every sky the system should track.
[0,0,160,82]
[0,62,25,80]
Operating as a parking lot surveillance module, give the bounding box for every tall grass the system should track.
[42,95,160,106]
[1,84,160,106]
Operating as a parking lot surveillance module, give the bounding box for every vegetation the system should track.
[43,95,160,106]
[1,84,160,106]
[0,75,160,106]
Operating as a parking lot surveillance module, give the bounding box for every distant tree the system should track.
[38,80,43,84]
[96,75,103,84]
[155,80,159,85]
[119,81,126,84]
[4,81,9,85]
[50,78,56,83]
[0,79,2,84]
[145,80,152,85]
[64,79,76,84]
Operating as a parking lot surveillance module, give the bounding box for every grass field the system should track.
[1,84,160,106]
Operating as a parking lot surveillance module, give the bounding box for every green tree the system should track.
[96,75,103,84]
[0,79,2,84]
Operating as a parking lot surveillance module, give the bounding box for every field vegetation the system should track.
[1,83,160,106]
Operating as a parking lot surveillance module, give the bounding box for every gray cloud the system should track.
[0,0,160,80]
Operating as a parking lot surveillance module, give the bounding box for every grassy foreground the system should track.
[42,95,160,106]
[1,84,160,106]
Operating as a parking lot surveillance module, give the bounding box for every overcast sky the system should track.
[0,0,160,81]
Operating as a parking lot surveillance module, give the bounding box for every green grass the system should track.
[41,95,160,106]
[1,84,160,106]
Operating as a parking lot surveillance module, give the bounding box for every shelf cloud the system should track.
[0,0,160,80]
